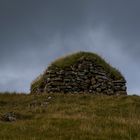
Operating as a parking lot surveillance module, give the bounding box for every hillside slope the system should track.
[0,93,140,140]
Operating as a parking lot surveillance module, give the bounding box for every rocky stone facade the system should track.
[33,58,127,95]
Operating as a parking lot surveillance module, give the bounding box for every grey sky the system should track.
[0,0,140,94]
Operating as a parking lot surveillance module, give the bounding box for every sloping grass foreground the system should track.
[0,93,140,140]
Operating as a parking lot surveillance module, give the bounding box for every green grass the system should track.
[0,93,140,140]
[49,51,123,80]
[30,74,46,93]
[31,51,125,93]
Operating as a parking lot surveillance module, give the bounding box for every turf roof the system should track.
[48,51,124,80]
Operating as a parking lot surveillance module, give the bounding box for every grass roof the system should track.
[31,51,125,93]
[48,51,124,80]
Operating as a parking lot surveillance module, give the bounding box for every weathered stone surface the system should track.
[1,112,17,122]
[91,77,96,85]
[96,88,102,93]
[31,52,127,95]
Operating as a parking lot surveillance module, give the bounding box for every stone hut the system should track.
[31,52,127,95]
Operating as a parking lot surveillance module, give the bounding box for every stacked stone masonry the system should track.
[35,58,127,95]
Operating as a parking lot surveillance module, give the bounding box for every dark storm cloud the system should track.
[0,0,140,93]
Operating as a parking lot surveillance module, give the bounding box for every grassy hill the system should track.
[0,93,140,140]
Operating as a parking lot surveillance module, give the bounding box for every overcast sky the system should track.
[0,0,140,94]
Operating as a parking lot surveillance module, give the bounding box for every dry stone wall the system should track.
[33,57,127,95]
